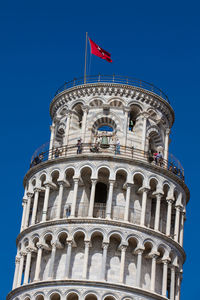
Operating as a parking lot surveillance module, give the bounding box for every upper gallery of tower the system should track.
[49,75,174,158]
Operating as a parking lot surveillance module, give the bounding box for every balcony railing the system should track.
[30,143,184,181]
[54,74,170,104]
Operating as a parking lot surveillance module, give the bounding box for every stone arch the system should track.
[147,125,163,151]
[66,291,79,300]
[49,291,62,300]
[35,294,45,300]
[127,100,144,111]
[108,98,125,107]
[57,105,68,116]
[70,99,85,110]
[23,295,31,300]
[89,228,105,240]
[103,295,118,300]
[89,97,104,107]
[84,292,98,300]
[78,163,95,177]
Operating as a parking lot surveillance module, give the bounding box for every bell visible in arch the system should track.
[101,135,109,148]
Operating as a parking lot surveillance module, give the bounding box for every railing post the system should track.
[98,73,100,82]
[113,73,115,82]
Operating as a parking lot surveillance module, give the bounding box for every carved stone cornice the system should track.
[49,83,174,127]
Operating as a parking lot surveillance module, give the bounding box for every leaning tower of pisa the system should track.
[7,75,189,300]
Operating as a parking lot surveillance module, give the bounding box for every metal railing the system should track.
[54,74,170,104]
[30,143,184,181]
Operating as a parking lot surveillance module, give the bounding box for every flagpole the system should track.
[84,32,88,84]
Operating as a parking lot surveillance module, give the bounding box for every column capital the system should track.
[166,128,171,134]
[134,247,144,255]
[102,242,109,250]
[91,178,98,184]
[27,192,34,198]
[36,242,44,250]
[82,105,89,112]
[153,192,163,198]
[119,244,127,252]
[51,241,57,249]
[137,186,150,194]
[73,177,79,183]
[84,240,91,248]
[175,204,183,211]
[166,198,175,204]
[15,256,21,264]
[109,179,115,184]
[22,198,28,204]
[44,181,57,189]
[19,251,26,257]
[147,251,160,259]
[66,240,73,246]
[57,179,68,187]
[33,187,42,193]
[123,106,130,113]
[161,257,171,264]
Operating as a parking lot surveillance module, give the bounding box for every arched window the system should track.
[98,125,113,132]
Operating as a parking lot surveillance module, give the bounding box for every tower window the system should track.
[98,125,113,132]
[94,182,107,203]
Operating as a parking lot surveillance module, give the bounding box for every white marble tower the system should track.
[7,75,189,300]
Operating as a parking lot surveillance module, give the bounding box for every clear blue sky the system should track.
[1,1,199,299]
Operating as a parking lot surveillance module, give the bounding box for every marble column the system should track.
[164,129,170,161]
[175,270,181,300]
[34,244,43,281]
[20,198,27,232]
[81,106,88,142]
[106,180,115,219]
[23,248,32,284]
[88,179,97,217]
[64,113,71,146]
[48,122,55,159]
[70,178,79,217]
[150,254,158,292]
[170,265,176,300]
[141,114,148,151]
[48,242,57,279]
[124,107,129,148]
[174,205,181,242]
[154,193,162,231]
[82,241,90,279]
[140,188,148,226]
[166,199,174,236]
[24,193,33,228]
[161,259,169,297]
[101,243,109,280]
[64,241,72,278]
[42,184,51,222]
[179,211,186,246]
[56,182,64,219]
[31,188,40,225]
[136,249,144,287]
[17,252,25,287]
[12,256,20,289]
[124,184,131,222]
[119,246,127,283]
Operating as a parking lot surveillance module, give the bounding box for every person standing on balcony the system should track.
[115,139,120,154]
[77,138,82,154]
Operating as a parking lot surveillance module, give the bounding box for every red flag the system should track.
[89,38,112,63]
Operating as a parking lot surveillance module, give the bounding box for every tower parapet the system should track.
[7,75,189,300]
